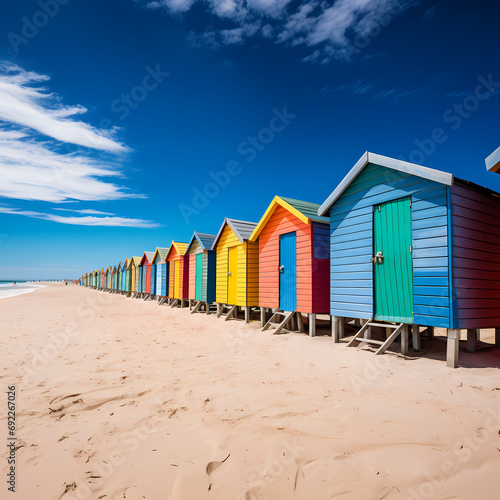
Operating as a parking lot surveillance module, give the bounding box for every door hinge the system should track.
[410,246,412,253]
[409,198,412,207]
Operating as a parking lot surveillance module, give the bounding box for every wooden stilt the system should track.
[309,313,316,337]
[245,307,250,323]
[181,299,185,308]
[401,324,409,355]
[296,313,305,333]
[412,324,421,351]
[467,329,477,353]
[191,301,201,314]
[364,326,372,340]
[260,307,266,326]
[495,328,500,347]
[332,316,340,342]
[205,302,209,315]
[225,305,237,321]
[447,329,461,368]
[216,303,222,318]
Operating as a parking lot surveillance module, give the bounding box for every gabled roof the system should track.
[249,196,329,242]
[130,256,141,267]
[486,146,500,173]
[166,241,188,260]
[318,151,454,216]
[152,246,170,263]
[140,251,155,266]
[212,218,258,249]
[111,265,116,272]
[187,231,216,252]
[117,262,122,271]
[126,258,133,269]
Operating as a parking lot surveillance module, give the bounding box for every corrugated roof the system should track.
[212,217,258,248]
[152,246,170,263]
[187,231,216,251]
[140,251,155,265]
[166,242,188,259]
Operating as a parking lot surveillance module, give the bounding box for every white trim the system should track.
[486,146,500,172]
[318,151,454,216]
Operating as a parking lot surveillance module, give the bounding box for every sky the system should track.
[0,0,499,280]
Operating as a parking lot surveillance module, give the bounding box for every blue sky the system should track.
[0,0,499,280]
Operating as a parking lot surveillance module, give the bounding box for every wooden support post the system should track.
[427,326,434,340]
[476,330,480,341]
[364,326,372,340]
[309,313,316,337]
[332,316,339,342]
[466,329,477,353]
[495,328,500,347]
[245,307,250,323]
[260,307,266,326]
[412,324,421,351]
[401,324,409,355]
[296,313,305,333]
[205,302,209,315]
[181,299,185,308]
[447,329,461,368]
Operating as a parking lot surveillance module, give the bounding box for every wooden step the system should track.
[357,338,384,346]
[368,322,399,328]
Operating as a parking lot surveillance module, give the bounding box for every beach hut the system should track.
[130,256,141,297]
[111,265,117,292]
[101,268,106,290]
[249,196,330,335]
[105,267,111,291]
[318,151,500,368]
[186,232,216,313]
[124,258,132,295]
[93,269,99,288]
[117,262,123,293]
[152,247,170,304]
[212,218,258,322]
[121,259,128,294]
[139,251,154,299]
[166,242,189,307]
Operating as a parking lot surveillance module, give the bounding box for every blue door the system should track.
[156,263,163,296]
[279,232,297,311]
[151,265,156,295]
[161,263,167,296]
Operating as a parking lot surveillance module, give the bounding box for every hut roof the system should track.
[318,151,454,216]
[140,251,155,265]
[249,196,329,242]
[152,247,170,263]
[212,218,258,249]
[486,146,500,173]
[187,232,216,252]
[166,242,188,260]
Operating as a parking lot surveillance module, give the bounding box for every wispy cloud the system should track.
[321,79,418,99]
[0,62,127,152]
[52,207,116,215]
[141,0,421,62]
[0,206,161,228]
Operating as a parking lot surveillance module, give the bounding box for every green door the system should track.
[373,197,413,323]
[195,253,203,301]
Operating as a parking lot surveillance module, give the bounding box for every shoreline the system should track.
[0,283,48,300]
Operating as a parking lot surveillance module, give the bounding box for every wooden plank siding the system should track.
[329,164,451,327]
[214,224,259,307]
[257,205,313,311]
[188,239,202,300]
[167,243,190,300]
[450,182,500,328]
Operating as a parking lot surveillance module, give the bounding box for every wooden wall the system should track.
[329,163,451,328]
[215,224,259,306]
[451,182,500,329]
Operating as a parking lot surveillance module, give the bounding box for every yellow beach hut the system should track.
[211,218,259,322]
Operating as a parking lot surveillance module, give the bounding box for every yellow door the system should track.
[227,246,238,304]
[174,260,180,298]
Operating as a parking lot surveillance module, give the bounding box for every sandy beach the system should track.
[2,283,500,499]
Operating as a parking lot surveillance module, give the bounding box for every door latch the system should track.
[371,252,384,264]
[228,271,232,276]
[279,265,285,274]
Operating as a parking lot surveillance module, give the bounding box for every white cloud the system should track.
[0,128,140,202]
[0,63,127,152]
[140,0,420,62]
[0,206,161,228]
[53,208,116,215]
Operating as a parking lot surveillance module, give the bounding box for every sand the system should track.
[1,283,500,500]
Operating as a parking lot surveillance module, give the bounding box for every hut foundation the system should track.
[446,329,461,368]
[308,314,316,337]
